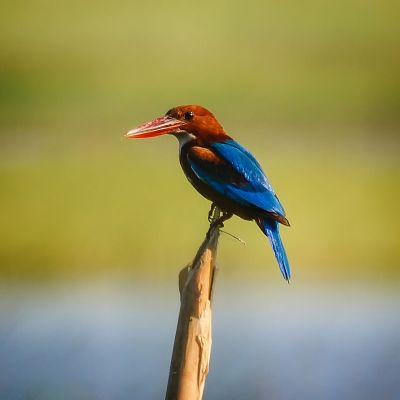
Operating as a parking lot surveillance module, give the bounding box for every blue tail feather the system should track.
[258,218,291,281]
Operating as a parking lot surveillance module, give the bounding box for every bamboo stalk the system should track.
[165,207,221,400]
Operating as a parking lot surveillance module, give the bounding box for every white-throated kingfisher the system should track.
[125,105,291,281]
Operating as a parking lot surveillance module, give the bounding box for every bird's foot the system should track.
[207,211,233,239]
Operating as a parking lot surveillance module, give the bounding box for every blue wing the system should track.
[187,139,286,218]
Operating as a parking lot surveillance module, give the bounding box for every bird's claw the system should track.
[207,210,233,239]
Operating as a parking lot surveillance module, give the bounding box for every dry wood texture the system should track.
[165,209,221,400]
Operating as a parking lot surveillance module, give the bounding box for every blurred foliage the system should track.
[0,0,399,281]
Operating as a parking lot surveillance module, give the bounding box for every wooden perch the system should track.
[165,207,222,400]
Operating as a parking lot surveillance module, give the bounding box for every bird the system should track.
[125,105,291,281]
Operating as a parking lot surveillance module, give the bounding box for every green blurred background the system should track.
[1,2,400,399]
[1,0,399,282]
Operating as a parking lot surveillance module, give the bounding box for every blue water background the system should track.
[0,281,399,400]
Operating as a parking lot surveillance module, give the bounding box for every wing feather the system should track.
[187,140,286,219]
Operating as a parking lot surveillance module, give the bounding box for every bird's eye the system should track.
[184,111,194,121]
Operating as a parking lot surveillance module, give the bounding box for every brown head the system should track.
[125,105,230,143]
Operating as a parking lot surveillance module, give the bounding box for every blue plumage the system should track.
[210,140,286,217]
[258,218,291,280]
[188,140,286,218]
[187,139,291,280]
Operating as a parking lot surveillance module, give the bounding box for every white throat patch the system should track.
[176,132,196,153]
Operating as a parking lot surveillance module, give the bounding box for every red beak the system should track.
[125,116,187,139]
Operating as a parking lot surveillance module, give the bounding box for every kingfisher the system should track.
[125,105,291,281]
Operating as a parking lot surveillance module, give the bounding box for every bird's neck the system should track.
[175,131,196,154]
[175,130,232,155]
